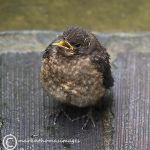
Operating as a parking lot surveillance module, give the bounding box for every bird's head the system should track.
[43,26,96,58]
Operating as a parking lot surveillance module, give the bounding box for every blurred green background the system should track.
[0,0,150,32]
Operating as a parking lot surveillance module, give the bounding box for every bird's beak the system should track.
[52,40,74,51]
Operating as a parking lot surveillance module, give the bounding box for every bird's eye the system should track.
[74,43,81,48]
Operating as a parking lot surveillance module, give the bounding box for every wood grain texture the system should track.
[113,52,150,150]
[0,51,149,150]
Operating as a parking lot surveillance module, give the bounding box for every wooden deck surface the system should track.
[0,32,150,150]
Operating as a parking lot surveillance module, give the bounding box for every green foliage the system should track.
[0,0,150,32]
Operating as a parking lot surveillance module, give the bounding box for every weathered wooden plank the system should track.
[0,53,105,150]
[113,52,150,150]
[0,51,150,150]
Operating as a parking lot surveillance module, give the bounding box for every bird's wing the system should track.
[91,46,114,89]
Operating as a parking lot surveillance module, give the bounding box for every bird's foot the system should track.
[47,108,76,125]
[46,109,64,125]
[81,108,96,130]
[66,108,96,129]
[46,107,96,129]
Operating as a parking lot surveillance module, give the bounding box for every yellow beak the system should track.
[52,40,74,51]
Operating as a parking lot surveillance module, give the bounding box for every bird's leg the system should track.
[81,107,96,130]
[63,107,96,129]
[47,108,64,125]
[47,107,76,125]
[47,106,96,129]
[63,111,87,122]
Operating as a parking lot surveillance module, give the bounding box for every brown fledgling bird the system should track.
[40,26,114,128]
